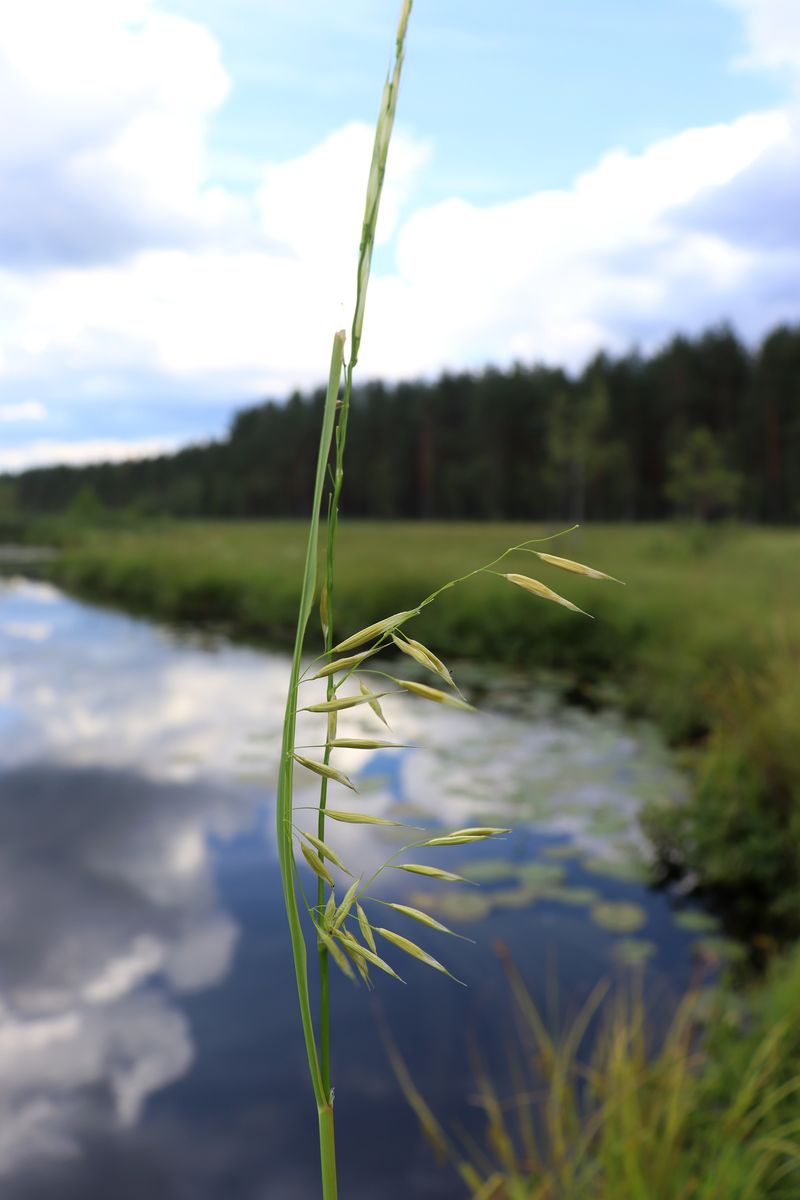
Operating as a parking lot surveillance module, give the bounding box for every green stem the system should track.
[318,1103,338,1200]
[275,330,345,1178]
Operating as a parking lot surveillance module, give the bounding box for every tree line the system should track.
[4,323,800,523]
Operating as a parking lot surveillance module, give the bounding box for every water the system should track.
[0,575,718,1198]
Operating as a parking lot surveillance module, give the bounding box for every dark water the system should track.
[0,575,716,1198]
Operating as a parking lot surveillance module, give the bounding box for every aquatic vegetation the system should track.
[672,908,720,934]
[582,853,652,884]
[614,937,658,966]
[590,900,647,934]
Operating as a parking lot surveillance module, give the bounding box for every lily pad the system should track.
[614,938,657,967]
[672,909,719,934]
[583,856,652,885]
[587,807,631,836]
[543,844,583,860]
[545,885,600,907]
[491,885,543,910]
[591,901,647,934]
[460,858,519,883]
[412,890,494,924]
[517,862,566,888]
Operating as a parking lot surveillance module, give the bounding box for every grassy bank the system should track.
[403,942,800,1198]
[34,518,800,935]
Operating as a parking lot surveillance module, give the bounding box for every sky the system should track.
[0,0,799,471]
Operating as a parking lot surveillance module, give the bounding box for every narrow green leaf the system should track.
[333,609,419,653]
[375,927,464,984]
[293,754,357,792]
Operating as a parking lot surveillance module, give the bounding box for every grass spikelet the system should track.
[310,651,374,679]
[336,928,405,982]
[323,809,406,827]
[421,828,510,847]
[391,864,473,884]
[293,754,357,791]
[391,633,456,689]
[315,922,356,982]
[360,680,389,726]
[323,892,336,929]
[332,877,362,930]
[383,901,470,940]
[375,927,464,984]
[329,738,404,750]
[451,827,511,838]
[394,678,475,711]
[333,609,419,653]
[302,690,388,714]
[533,550,624,584]
[503,572,592,617]
[421,834,487,847]
[357,902,377,952]
[300,830,353,877]
[301,842,336,888]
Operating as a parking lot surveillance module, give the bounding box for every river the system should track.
[0,573,721,1198]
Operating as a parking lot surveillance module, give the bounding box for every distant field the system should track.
[47,519,798,736]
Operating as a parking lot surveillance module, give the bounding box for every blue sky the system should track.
[1,0,799,469]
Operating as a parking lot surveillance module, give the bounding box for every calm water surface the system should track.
[0,575,713,1198]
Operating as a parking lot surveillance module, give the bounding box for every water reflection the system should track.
[0,575,704,1199]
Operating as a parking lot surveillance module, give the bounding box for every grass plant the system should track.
[391,947,800,1199]
[268,7,619,1193]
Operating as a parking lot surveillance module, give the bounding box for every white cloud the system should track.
[0,436,180,472]
[0,0,243,268]
[720,0,800,73]
[0,401,46,421]
[356,110,796,375]
[1,0,800,470]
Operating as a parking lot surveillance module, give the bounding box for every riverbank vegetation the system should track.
[398,944,800,1198]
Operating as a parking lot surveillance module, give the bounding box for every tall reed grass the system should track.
[392,947,800,1199]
